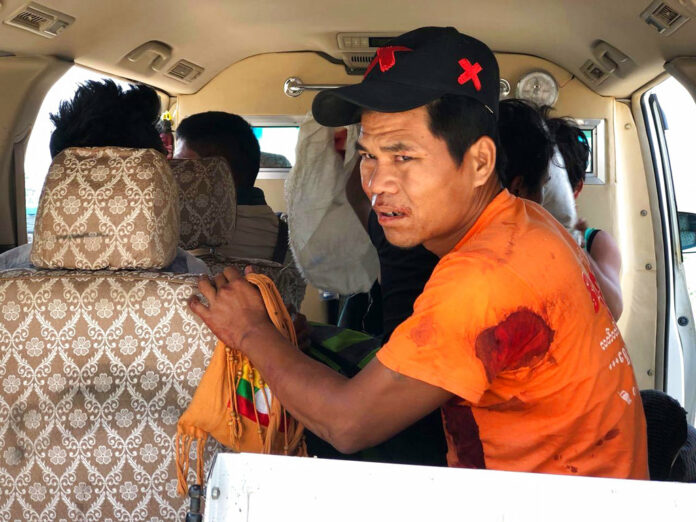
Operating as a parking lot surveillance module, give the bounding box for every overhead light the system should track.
[516,71,559,107]
[4,2,74,39]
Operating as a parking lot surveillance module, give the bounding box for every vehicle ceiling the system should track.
[0,0,695,98]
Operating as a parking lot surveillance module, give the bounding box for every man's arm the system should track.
[189,268,451,454]
[587,230,623,320]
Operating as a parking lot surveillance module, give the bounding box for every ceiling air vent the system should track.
[4,2,74,38]
[165,60,204,83]
[640,0,690,35]
[342,53,375,75]
[580,60,609,85]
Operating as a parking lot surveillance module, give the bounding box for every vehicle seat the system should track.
[0,147,219,520]
[170,157,306,310]
[169,157,237,252]
[640,389,688,481]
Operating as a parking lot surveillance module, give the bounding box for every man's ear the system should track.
[466,136,497,188]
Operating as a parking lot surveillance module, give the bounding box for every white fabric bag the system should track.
[285,114,379,294]
[542,146,581,243]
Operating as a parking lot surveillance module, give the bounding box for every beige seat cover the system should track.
[199,253,306,312]
[0,270,219,520]
[0,147,220,520]
[170,157,306,310]
[31,147,179,270]
[169,157,237,251]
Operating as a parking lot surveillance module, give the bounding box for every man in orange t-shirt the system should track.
[189,26,648,479]
[378,190,647,477]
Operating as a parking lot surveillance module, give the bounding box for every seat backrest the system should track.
[198,252,306,312]
[0,147,219,520]
[170,157,306,310]
[169,157,237,251]
[32,147,180,270]
[640,389,688,481]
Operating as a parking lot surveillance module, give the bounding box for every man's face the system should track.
[358,106,486,256]
[173,138,199,160]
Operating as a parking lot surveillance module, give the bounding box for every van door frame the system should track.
[632,74,696,422]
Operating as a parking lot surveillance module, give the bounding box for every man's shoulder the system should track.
[236,204,279,222]
[430,200,583,301]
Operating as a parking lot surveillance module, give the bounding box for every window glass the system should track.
[24,66,131,241]
[647,77,696,310]
[253,127,299,168]
[649,79,696,213]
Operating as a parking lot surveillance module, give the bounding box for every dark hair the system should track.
[426,94,502,172]
[547,117,590,192]
[49,79,165,158]
[497,99,553,194]
[175,111,261,188]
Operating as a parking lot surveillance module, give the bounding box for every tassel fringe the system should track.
[176,273,307,496]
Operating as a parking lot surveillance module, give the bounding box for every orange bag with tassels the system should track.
[175,273,306,496]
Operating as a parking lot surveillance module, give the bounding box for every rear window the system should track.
[253,126,299,169]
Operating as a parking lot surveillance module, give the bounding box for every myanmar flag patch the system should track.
[235,361,273,427]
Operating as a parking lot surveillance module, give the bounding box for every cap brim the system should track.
[312,80,446,127]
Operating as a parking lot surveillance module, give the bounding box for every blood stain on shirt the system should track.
[596,428,620,446]
[605,428,620,440]
[474,308,555,382]
[442,400,486,469]
[408,315,436,347]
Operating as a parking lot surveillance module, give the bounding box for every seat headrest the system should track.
[31,147,179,270]
[169,157,237,250]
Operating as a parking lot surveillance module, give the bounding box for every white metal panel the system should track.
[203,453,696,522]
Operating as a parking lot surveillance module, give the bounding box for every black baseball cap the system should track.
[312,26,500,127]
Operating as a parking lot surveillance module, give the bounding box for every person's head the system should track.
[312,27,501,256]
[49,79,165,158]
[497,99,554,204]
[547,117,590,198]
[174,111,261,189]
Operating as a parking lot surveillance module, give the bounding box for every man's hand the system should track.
[188,266,274,350]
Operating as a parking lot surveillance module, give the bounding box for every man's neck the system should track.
[237,186,267,206]
[424,181,502,257]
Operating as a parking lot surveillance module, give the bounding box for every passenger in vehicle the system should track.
[0,79,208,275]
[323,97,552,466]
[190,26,648,479]
[174,111,291,263]
[497,99,554,204]
[548,116,623,319]
[344,97,553,341]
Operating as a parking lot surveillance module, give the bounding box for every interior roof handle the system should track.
[126,41,172,72]
[591,40,635,79]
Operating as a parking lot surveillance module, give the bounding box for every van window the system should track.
[647,78,696,310]
[253,126,300,170]
[24,66,131,242]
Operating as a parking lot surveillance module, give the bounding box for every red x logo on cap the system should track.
[365,46,413,77]
[458,58,483,91]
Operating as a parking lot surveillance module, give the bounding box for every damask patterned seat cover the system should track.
[31,147,179,270]
[197,253,306,312]
[168,158,237,251]
[169,158,306,310]
[0,147,219,520]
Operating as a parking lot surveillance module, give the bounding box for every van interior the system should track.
[1,0,696,519]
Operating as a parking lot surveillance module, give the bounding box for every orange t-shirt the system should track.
[377,190,649,479]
